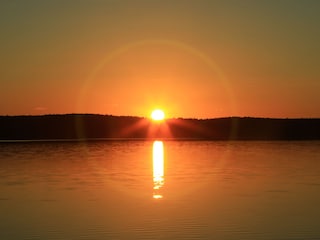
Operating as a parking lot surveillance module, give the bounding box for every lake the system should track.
[0,140,320,239]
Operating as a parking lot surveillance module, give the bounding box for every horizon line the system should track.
[1,113,319,120]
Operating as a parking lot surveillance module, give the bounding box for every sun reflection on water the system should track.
[153,141,164,199]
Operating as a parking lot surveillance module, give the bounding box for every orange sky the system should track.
[1,1,320,118]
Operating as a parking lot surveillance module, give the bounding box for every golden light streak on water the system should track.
[153,141,164,199]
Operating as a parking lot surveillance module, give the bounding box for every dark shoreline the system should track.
[1,114,320,141]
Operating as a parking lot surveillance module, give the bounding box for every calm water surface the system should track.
[0,141,320,239]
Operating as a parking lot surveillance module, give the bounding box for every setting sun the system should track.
[151,109,165,121]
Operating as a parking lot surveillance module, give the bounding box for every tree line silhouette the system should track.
[0,114,319,141]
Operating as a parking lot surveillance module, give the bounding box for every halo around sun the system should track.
[151,109,165,121]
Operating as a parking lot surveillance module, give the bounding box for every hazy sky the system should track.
[1,0,319,118]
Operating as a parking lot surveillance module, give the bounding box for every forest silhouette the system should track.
[0,114,320,141]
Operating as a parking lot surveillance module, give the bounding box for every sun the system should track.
[151,109,165,121]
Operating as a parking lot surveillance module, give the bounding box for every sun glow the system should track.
[151,109,165,121]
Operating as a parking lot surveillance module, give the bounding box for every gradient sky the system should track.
[1,0,319,118]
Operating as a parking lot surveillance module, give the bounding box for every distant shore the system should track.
[1,114,320,141]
